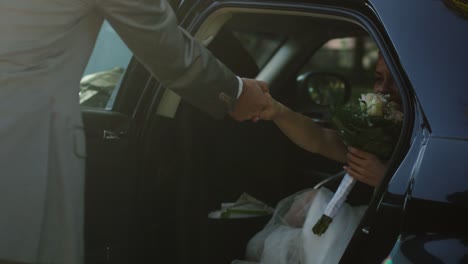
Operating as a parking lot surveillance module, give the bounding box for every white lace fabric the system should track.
[233,188,366,264]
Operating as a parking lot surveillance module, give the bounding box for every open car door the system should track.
[80,3,178,260]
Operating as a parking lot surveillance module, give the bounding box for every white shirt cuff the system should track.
[236,76,243,99]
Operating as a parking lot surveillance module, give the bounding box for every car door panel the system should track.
[82,110,137,263]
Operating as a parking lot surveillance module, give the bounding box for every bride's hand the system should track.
[344,147,387,187]
[259,93,285,120]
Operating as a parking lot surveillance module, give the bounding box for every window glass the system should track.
[232,31,284,69]
[300,36,379,101]
[80,21,132,109]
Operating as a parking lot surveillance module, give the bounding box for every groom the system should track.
[0,1,267,264]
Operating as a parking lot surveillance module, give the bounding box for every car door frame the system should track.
[173,1,415,263]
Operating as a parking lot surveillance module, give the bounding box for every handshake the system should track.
[229,78,282,122]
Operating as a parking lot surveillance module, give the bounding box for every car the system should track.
[81,0,468,263]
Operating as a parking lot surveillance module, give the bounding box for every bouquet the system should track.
[312,93,403,236]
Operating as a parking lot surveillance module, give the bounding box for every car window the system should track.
[300,36,379,101]
[232,31,285,69]
[80,21,132,110]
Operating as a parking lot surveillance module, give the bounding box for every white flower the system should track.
[360,93,387,117]
[384,101,403,122]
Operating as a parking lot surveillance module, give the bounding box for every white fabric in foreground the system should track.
[233,188,366,264]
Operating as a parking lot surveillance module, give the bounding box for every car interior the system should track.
[82,6,390,264]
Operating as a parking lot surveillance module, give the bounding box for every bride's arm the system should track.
[260,94,347,163]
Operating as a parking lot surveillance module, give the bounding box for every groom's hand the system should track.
[229,78,269,122]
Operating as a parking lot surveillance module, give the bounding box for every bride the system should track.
[232,54,400,264]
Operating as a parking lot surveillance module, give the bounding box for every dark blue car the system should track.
[81,0,468,263]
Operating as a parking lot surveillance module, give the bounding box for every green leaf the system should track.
[330,99,402,160]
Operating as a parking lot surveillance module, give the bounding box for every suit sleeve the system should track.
[94,0,239,119]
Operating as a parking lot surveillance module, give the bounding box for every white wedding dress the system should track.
[232,188,367,264]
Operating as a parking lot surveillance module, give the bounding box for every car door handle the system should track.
[103,130,127,140]
[361,226,371,235]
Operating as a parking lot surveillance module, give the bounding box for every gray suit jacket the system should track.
[98,0,240,118]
